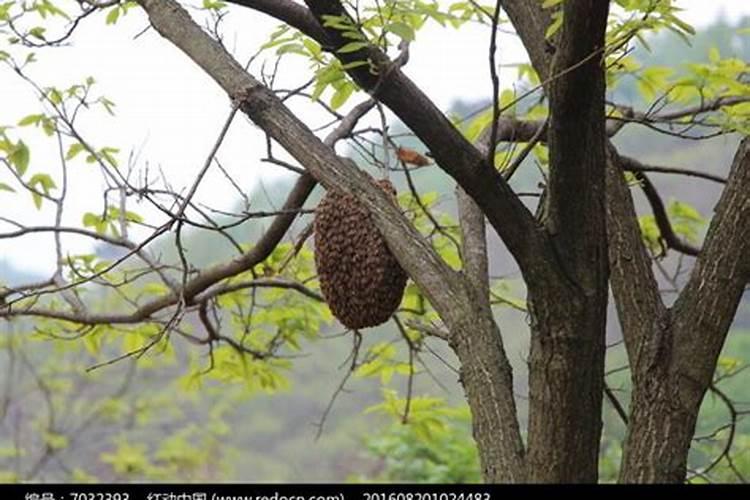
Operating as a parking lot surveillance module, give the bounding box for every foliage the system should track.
[0,324,242,482]
[356,403,481,483]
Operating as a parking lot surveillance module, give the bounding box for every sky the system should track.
[0,0,749,277]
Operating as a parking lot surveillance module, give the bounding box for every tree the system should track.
[0,0,748,484]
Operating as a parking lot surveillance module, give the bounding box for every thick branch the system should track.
[545,0,609,283]
[457,189,489,298]
[617,138,750,483]
[226,0,328,45]
[605,145,667,367]
[672,137,750,398]
[295,0,556,291]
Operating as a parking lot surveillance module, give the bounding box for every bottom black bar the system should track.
[0,483,746,500]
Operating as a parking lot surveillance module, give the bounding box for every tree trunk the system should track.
[449,300,527,483]
[611,138,750,482]
[524,0,610,482]
[526,285,607,482]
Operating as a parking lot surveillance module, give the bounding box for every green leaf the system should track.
[105,7,120,25]
[28,172,56,208]
[42,432,69,450]
[385,22,415,42]
[82,212,104,232]
[100,147,120,167]
[28,26,46,41]
[330,82,355,110]
[31,192,42,209]
[337,41,368,54]
[41,117,56,136]
[29,173,56,194]
[48,88,63,105]
[545,14,563,39]
[708,46,720,64]
[18,114,43,127]
[202,0,227,10]
[276,43,307,56]
[9,141,30,176]
[65,143,85,160]
[0,183,15,193]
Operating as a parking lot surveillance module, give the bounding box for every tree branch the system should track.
[226,0,329,45]
[632,170,701,257]
[133,0,527,482]
[672,137,750,400]
[294,0,556,291]
[605,145,667,367]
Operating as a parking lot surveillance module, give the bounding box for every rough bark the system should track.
[448,295,526,482]
[454,160,526,482]
[615,138,750,482]
[500,0,553,81]
[523,0,610,483]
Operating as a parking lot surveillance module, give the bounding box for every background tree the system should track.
[0,0,748,483]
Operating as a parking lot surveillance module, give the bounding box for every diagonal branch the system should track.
[671,137,750,395]
[631,170,701,257]
[291,0,557,291]
[605,145,667,366]
[226,0,329,45]
[132,0,466,331]
[134,0,527,482]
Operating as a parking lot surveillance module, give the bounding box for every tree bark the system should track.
[524,0,610,483]
[616,137,750,482]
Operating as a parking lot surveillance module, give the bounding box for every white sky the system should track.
[1,0,749,276]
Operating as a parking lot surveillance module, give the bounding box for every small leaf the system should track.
[28,26,46,40]
[708,46,720,64]
[385,22,415,42]
[105,7,120,25]
[9,141,30,176]
[65,143,85,160]
[337,41,368,54]
[18,114,43,127]
[82,212,102,228]
[330,82,354,110]
[42,432,68,450]
[48,88,63,105]
[29,173,56,193]
[545,11,563,39]
[100,147,120,167]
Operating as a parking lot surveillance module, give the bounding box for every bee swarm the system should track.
[313,177,407,329]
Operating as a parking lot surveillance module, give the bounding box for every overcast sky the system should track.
[1,1,749,276]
